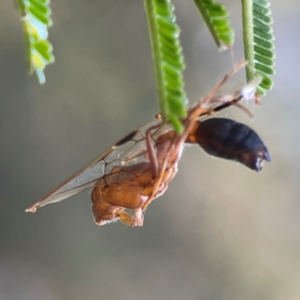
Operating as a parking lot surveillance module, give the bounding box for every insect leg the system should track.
[141,157,168,212]
[145,124,161,179]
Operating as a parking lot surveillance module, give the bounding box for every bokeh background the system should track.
[1,1,300,299]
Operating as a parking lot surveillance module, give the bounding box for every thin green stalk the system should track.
[144,0,165,118]
[241,0,255,82]
[143,0,187,132]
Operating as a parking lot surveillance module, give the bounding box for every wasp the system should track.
[26,61,271,226]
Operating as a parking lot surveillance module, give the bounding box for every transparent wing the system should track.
[211,78,261,103]
[26,118,162,212]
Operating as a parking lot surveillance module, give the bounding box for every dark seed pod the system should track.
[194,118,271,171]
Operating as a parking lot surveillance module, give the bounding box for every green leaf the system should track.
[193,0,234,50]
[242,0,275,96]
[144,0,187,133]
[15,0,54,83]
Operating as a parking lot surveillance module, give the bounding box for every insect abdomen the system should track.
[193,118,271,171]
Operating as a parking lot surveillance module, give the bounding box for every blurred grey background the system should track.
[1,1,300,299]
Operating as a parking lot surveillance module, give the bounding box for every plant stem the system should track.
[144,0,165,118]
[241,0,255,82]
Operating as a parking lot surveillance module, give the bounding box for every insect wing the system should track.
[26,119,162,212]
[210,77,261,107]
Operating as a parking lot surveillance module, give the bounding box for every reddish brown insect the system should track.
[26,61,271,226]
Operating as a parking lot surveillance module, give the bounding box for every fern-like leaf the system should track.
[193,0,234,50]
[16,0,54,83]
[144,0,187,133]
[242,0,275,96]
